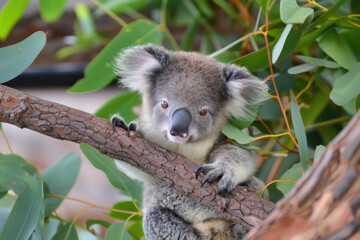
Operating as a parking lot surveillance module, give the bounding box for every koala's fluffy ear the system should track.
[114,44,168,93]
[221,64,268,118]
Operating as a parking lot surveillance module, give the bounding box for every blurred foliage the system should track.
[0,0,360,239]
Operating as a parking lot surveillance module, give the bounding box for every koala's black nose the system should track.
[170,108,191,138]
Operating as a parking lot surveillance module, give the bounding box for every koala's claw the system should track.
[196,164,238,196]
[111,115,137,137]
[195,166,209,179]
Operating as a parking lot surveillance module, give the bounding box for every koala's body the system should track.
[112,44,268,240]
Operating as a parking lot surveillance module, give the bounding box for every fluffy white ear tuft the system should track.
[222,64,269,119]
[114,44,167,93]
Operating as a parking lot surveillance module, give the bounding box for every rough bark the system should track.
[246,111,360,239]
[0,84,274,229]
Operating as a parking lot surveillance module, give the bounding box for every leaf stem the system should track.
[261,14,299,149]
[1,128,13,154]
[160,0,180,50]
[48,193,142,215]
[89,0,127,27]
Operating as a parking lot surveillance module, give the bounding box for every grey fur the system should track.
[113,44,268,240]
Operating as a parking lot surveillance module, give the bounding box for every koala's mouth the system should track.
[167,132,188,143]
[165,131,194,143]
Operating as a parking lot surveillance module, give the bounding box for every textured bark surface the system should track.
[0,84,275,229]
[246,112,360,239]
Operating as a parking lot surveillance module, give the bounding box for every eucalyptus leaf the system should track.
[318,29,357,70]
[222,124,255,144]
[95,91,141,122]
[86,220,111,230]
[0,31,46,83]
[105,222,132,240]
[38,0,67,22]
[290,91,310,172]
[69,20,162,93]
[0,162,30,195]
[288,64,317,75]
[272,24,292,63]
[277,163,302,196]
[109,201,142,221]
[280,0,314,24]
[314,145,326,162]
[0,0,30,40]
[51,219,78,240]
[296,55,340,68]
[330,62,360,106]
[0,176,43,240]
[127,221,145,240]
[80,144,142,207]
[43,153,81,217]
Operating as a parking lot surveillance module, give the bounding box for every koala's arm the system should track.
[196,141,256,196]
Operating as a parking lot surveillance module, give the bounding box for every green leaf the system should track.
[86,219,111,230]
[257,0,274,12]
[0,154,26,166]
[0,0,30,40]
[181,20,200,51]
[277,163,302,196]
[212,0,238,19]
[80,144,141,206]
[272,24,292,63]
[280,0,314,24]
[222,123,255,144]
[290,91,310,172]
[51,219,78,240]
[105,222,132,240]
[296,55,340,68]
[0,162,30,194]
[95,91,141,122]
[0,191,7,199]
[109,201,142,221]
[301,82,330,126]
[0,176,43,240]
[0,31,47,83]
[304,0,346,35]
[318,29,357,70]
[341,29,360,55]
[314,145,326,162]
[355,95,360,112]
[127,221,144,240]
[288,64,317,75]
[38,0,67,22]
[257,98,283,120]
[330,62,360,106]
[69,20,162,93]
[30,192,45,240]
[95,0,147,15]
[43,153,81,217]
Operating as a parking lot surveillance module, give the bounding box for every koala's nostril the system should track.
[170,130,178,136]
[181,133,188,138]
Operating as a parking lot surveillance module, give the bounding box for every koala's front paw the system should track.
[195,163,240,197]
[111,115,137,137]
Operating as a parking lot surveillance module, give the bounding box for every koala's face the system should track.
[116,44,268,144]
[149,53,229,144]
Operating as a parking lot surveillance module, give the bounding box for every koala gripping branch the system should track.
[0,84,274,229]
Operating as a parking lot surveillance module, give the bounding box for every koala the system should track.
[111,44,268,240]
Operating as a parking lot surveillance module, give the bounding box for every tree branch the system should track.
[247,111,360,239]
[0,84,275,230]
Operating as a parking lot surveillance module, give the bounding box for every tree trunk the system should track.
[0,84,274,230]
[247,110,360,239]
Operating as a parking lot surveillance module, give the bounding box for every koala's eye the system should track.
[161,100,169,109]
[198,108,208,117]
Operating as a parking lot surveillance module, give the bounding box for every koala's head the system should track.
[115,44,268,144]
